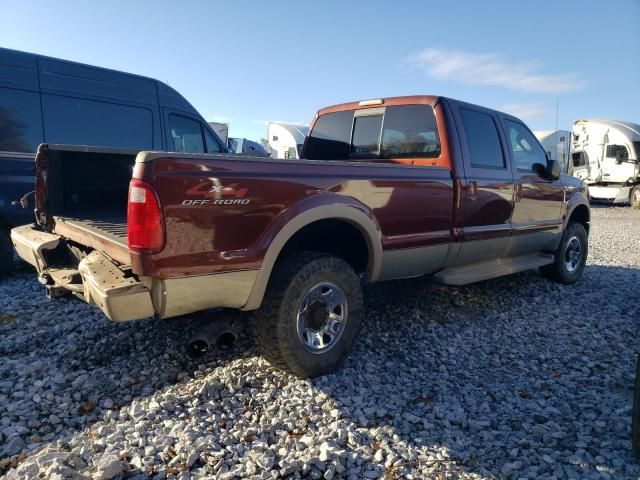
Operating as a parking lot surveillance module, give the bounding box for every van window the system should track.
[381,105,440,158]
[0,87,43,152]
[504,120,547,172]
[204,128,222,153]
[304,110,353,160]
[170,115,204,153]
[42,95,152,149]
[460,109,505,169]
[351,115,382,157]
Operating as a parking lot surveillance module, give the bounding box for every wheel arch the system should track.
[242,204,382,311]
[566,202,590,233]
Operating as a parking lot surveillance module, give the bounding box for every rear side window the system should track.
[381,105,440,158]
[460,109,505,169]
[0,87,43,152]
[42,94,153,149]
[304,110,353,160]
[351,115,382,157]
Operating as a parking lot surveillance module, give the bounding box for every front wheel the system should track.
[253,251,363,378]
[540,221,588,284]
[631,185,640,210]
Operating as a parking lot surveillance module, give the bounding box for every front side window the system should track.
[350,115,382,157]
[381,105,440,158]
[170,115,204,153]
[605,144,629,161]
[304,110,353,160]
[460,109,505,169]
[504,120,547,172]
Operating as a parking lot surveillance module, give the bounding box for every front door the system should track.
[452,106,515,266]
[502,119,564,256]
[602,143,635,183]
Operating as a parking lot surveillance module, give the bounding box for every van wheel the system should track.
[631,185,640,210]
[0,230,13,277]
[253,251,363,378]
[633,354,640,458]
[540,221,588,284]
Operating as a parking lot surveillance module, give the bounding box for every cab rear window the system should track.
[304,105,441,161]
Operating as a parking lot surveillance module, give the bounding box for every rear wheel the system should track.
[253,251,363,378]
[0,230,13,277]
[633,354,640,458]
[540,221,588,284]
[631,185,640,210]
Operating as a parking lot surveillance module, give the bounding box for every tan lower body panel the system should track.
[155,269,259,319]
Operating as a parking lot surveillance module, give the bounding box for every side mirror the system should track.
[547,159,561,180]
[615,150,629,164]
[532,160,560,180]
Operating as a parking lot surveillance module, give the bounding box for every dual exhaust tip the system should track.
[186,311,241,359]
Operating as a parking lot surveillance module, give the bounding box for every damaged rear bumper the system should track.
[11,224,259,322]
[11,224,154,321]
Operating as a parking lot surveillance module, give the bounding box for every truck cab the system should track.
[570,119,640,208]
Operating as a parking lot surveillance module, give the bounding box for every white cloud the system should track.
[498,103,550,121]
[404,47,584,94]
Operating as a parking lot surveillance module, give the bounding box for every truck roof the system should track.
[573,119,640,140]
[316,95,440,116]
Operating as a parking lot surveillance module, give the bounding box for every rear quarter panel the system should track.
[132,155,454,279]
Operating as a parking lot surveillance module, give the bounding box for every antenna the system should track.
[555,98,559,163]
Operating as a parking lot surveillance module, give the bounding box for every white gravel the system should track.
[1,206,639,479]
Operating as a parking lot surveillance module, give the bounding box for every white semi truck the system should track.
[570,120,640,208]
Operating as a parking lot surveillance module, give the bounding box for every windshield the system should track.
[634,141,640,160]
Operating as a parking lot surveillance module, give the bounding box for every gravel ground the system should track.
[0,206,639,480]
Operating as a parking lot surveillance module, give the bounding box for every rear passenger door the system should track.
[502,118,563,255]
[452,106,514,266]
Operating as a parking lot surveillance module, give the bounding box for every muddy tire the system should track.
[253,251,363,378]
[631,185,640,210]
[540,221,588,284]
[0,230,13,277]
[633,354,640,458]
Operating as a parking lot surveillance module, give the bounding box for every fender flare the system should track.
[563,192,590,232]
[242,204,382,311]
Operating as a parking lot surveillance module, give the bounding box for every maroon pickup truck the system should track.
[11,95,590,377]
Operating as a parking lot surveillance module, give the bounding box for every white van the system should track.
[570,120,640,208]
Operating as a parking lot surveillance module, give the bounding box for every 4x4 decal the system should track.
[182,181,250,205]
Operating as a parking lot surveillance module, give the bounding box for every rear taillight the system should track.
[127,179,165,254]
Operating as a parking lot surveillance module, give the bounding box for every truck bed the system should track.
[53,215,129,264]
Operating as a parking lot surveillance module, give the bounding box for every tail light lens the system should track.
[127,179,165,254]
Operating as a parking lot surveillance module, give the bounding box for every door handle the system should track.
[469,181,478,201]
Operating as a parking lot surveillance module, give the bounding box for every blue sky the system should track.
[1,0,638,140]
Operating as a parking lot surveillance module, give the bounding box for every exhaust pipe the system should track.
[186,311,242,359]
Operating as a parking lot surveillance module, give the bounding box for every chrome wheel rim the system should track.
[564,236,582,273]
[633,189,640,206]
[296,281,348,354]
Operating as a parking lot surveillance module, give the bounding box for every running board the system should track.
[433,253,554,286]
